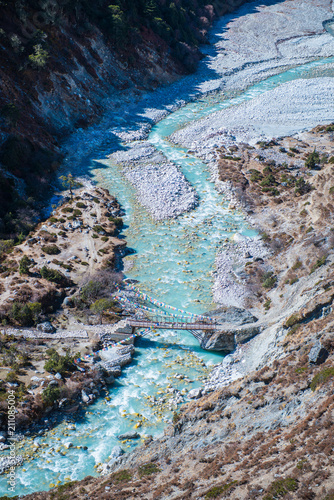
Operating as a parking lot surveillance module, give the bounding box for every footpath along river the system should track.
[2,54,333,497]
[3,0,334,493]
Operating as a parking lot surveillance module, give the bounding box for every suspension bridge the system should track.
[106,286,260,351]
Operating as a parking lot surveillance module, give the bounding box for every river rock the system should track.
[104,375,115,385]
[54,373,62,380]
[81,390,90,404]
[188,388,202,399]
[109,445,124,461]
[37,322,55,333]
[117,431,140,440]
[308,341,329,365]
[0,432,7,443]
[62,297,73,307]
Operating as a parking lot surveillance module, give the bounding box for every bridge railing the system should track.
[132,314,216,326]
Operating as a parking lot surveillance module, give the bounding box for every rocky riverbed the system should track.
[6,0,334,497]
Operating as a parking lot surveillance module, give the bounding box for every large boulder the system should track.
[117,431,139,440]
[108,445,124,461]
[37,322,55,333]
[188,388,202,399]
[205,307,258,325]
[309,341,329,365]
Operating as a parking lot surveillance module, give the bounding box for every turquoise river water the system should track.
[2,56,334,496]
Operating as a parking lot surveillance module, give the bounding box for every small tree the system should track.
[28,44,49,69]
[19,255,33,275]
[44,349,74,375]
[305,149,320,169]
[42,385,60,406]
[59,174,82,198]
[295,177,312,196]
[90,298,115,324]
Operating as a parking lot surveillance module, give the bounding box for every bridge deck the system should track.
[127,318,223,331]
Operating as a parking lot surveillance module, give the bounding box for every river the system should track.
[2,1,334,496]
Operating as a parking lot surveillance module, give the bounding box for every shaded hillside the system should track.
[0,0,245,241]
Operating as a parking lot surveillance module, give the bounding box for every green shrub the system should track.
[264,478,298,499]
[93,225,105,234]
[90,298,116,323]
[76,202,86,209]
[264,299,271,310]
[329,186,334,194]
[292,260,302,271]
[42,385,60,406]
[262,272,277,289]
[19,255,33,275]
[249,169,263,182]
[295,366,307,374]
[205,482,237,499]
[138,463,161,477]
[44,349,74,375]
[73,209,82,217]
[295,177,312,195]
[49,217,58,223]
[287,324,300,336]
[5,371,18,383]
[80,281,101,303]
[28,44,49,69]
[108,216,123,227]
[270,188,279,196]
[62,207,73,213]
[305,149,320,169]
[0,240,14,256]
[284,314,300,329]
[41,244,60,255]
[310,255,327,274]
[40,266,67,285]
[261,174,276,187]
[310,367,334,391]
[9,302,41,326]
[110,470,132,484]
